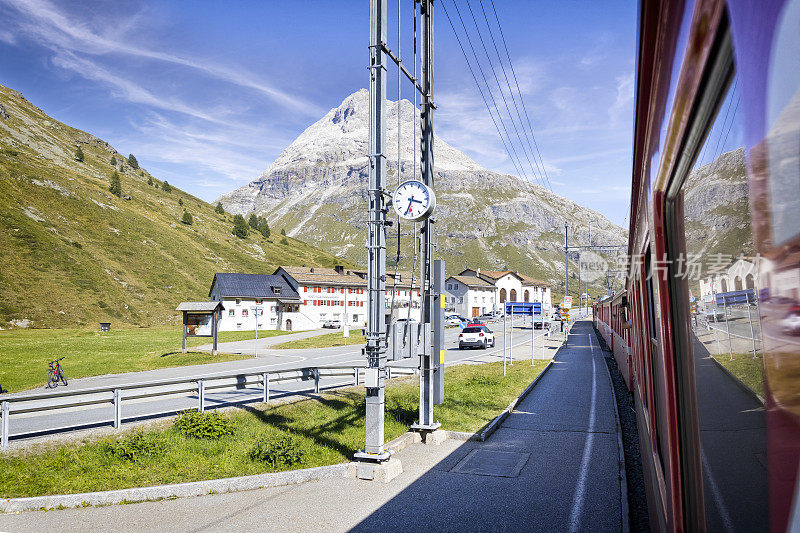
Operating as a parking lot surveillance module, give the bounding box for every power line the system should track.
[487,0,553,192]
[463,0,546,190]
[442,0,529,181]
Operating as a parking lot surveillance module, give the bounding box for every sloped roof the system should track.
[447,275,495,288]
[276,266,367,287]
[209,273,299,299]
[518,273,551,287]
[176,301,224,312]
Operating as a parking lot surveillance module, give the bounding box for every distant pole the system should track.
[564,222,569,300]
[724,296,733,360]
[251,306,261,358]
[747,296,757,358]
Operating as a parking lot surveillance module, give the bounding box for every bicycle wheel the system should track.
[58,368,68,386]
[46,369,56,388]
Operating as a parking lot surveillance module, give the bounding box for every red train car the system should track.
[618,0,800,530]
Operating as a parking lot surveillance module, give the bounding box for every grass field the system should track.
[0,359,548,498]
[712,352,764,397]
[0,328,292,393]
[273,330,366,349]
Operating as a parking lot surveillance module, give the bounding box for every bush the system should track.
[280,228,286,236]
[258,217,270,238]
[248,432,306,468]
[162,180,172,193]
[75,146,84,162]
[109,170,122,197]
[147,176,153,186]
[215,202,225,215]
[178,197,183,206]
[248,213,259,230]
[174,410,234,440]
[181,211,193,225]
[102,431,165,462]
[280,237,289,245]
[110,155,116,166]
[232,214,249,239]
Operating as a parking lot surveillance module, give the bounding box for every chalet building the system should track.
[445,275,496,317]
[209,273,301,332]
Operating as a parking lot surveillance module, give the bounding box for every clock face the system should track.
[393,180,436,221]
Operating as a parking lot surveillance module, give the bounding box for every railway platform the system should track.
[0,320,626,532]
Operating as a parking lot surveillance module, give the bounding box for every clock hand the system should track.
[407,196,414,214]
[411,199,422,204]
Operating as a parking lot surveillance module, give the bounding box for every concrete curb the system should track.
[709,355,765,405]
[478,359,554,442]
[0,463,348,514]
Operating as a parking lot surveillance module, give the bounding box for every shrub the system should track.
[109,171,122,197]
[232,214,249,239]
[258,217,270,238]
[103,431,165,462]
[75,146,84,162]
[215,202,225,215]
[181,211,193,225]
[110,155,116,166]
[280,228,286,236]
[248,432,306,468]
[162,180,172,193]
[174,410,234,440]
[147,176,153,186]
[280,237,289,245]
[178,197,183,206]
[248,213,259,230]
[127,154,139,169]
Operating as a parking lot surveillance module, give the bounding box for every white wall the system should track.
[494,274,523,308]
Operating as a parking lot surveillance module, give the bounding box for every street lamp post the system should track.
[250,306,262,358]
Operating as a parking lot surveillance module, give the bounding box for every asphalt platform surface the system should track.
[0,320,626,532]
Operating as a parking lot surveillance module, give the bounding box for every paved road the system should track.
[692,336,767,532]
[2,318,562,445]
[0,320,623,532]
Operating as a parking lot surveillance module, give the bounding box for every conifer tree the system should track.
[181,211,193,225]
[280,237,289,245]
[178,197,183,206]
[232,214,249,238]
[162,180,172,192]
[147,176,154,186]
[248,213,259,230]
[75,146,84,162]
[215,202,225,215]
[109,171,122,197]
[258,217,270,239]
[280,228,286,236]
[110,155,116,166]
[127,154,139,169]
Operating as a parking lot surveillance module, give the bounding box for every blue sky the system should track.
[0,0,637,227]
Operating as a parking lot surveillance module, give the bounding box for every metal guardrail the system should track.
[0,364,417,449]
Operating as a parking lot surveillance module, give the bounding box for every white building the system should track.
[209,273,302,332]
[518,273,553,310]
[699,258,758,299]
[445,275,496,317]
[385,271,423,322]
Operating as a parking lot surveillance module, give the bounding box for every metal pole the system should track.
[198,379,205,412]
[113,388,121,429]
[541,307,545,359]
[263,372,270,403]
[531,309,534,364]
[564,222,569,300]
[1,400,9,449]
[415,0,437,431]
[747,299,757,358]
[503,311,507,374]
[724,296,733,360]
[509,306,514,365]
[363,0,388,458]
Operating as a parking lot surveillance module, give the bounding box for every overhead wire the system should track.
[440,0,528,180]
[487,0,553,192]
[465,0,545,190]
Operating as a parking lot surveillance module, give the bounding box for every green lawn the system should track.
[712,352,764,397]
[0,328,292,393]
[0,359,548,498]
[273,330,366,349]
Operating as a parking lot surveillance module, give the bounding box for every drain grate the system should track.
[450,449,530,478]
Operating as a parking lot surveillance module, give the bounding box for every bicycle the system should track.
[46,357,68,388]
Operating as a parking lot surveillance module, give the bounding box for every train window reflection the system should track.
[681,71,768,531]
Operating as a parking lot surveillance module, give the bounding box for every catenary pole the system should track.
[361,0,388,459]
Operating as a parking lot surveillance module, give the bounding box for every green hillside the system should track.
[0,84,351,329]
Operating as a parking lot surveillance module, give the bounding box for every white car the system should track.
[458,326,495,349]
[322,319,341,329]
[782,311,800,335]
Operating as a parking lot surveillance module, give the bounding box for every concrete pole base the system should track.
[346,457,403,483]
[422,429,448,445]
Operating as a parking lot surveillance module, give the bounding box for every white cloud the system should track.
[608,72,634,125]
[1,0,323,117]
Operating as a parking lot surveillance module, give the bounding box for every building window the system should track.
[236,323,242,329]
[256,299,263,304]
[459,297,464,303]
[270,318,277,324]
[228,310,235,317]
[304,300,307,305]
[353,314,359,322]
[242,309,248,317]
[272,286,281,295]
[235,298,241,305]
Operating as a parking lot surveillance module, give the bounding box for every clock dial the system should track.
[392,181,436,221]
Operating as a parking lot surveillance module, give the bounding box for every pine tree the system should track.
[280,228,286,236]
[215,202,225,215]
[127,154,139,169]
[75,146,84,162]
[258,217,270,239]
[178,197,183,206]
[280,237,289,245]
[162,180,172,192]
[109,171,122,197]
[248,213,259,230]
[147,176,153,186]
[110,155,116,166]
[181,211,193,225]
[232,214,249,239]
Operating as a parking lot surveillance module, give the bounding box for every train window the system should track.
[665,34,767,530]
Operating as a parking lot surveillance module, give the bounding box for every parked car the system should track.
[534,317,551,329]
[782,308,800,335]
[322,319,341,329]
[467,318,485,327]
[478,313,495,322]
[445,316,463,327]
[458,326,495,349]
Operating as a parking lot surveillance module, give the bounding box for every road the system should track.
[2,317,562,446]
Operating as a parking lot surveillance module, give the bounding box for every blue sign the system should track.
[505,302,542,316]
[715,289,755,306]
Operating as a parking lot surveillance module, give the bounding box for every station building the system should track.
[444,275,496,317]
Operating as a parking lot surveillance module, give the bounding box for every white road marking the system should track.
[569,331,598,533]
